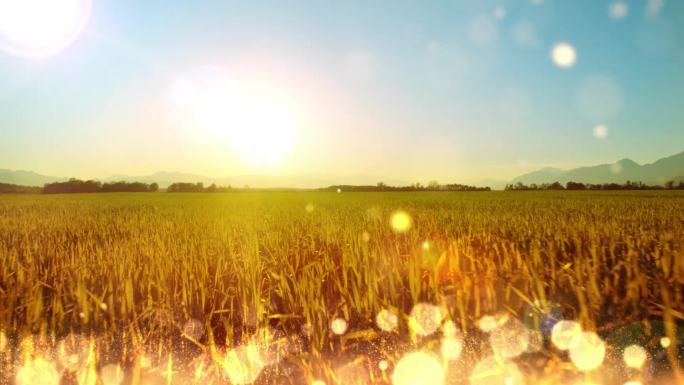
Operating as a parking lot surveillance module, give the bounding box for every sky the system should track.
[0,0,683,184]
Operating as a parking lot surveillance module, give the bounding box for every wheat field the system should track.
[0,191,683,385]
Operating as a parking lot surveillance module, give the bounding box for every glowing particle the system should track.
[422,241,430,250]
[331,318,348,335]
[624,382,642,385]
[610,162,623,174]
[623,345,647,369]
[441,337,463,361]
[551,320,582,350]
[100,303,107,311]
[379,360,389,371]
[469,356,524,385]
[392,352,444,385]
[376,309,399,332]
[551,42,577,69]
[489,317,529,359]
[609,1,629,19]
[660,337,671,348]
[479,315,498,333]
[390,210,412,233]
[593,124,608,139]
[305,203,315,213]
[493,6,507,20]
[16,356,60,385]
[409,303,443,337]
[336,188,342,193]
[99,364,125,385]
[362,231,371,242]
[569,332,606,371]
[312,380,326,385]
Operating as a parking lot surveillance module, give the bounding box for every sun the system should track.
[0,0,91,57]
[168,68,297,167]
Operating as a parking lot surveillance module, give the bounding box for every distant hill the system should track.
[0,169,65,186]
[511,151,684,186]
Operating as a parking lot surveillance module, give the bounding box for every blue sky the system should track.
[0,0,682,183]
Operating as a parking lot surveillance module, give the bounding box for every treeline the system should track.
[167,182,233,193]
[505,180,684,191]
[43,179,159,194]
[0,182,42,194]
[320,181,491,192]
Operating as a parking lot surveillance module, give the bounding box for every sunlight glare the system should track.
[0,0,91,57]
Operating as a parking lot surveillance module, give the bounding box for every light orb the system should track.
[569,332,606,371]
[392,352,444,385]
[331,318,348,335]
[441,337,463,361]
[609,2,629,19]
[16,356,60,385]
[489,317,529,359]
[623,345,647,369]
[222,343,266,385]
[305,203,315,213]
[379,360,389,371]
[390,210,412,233]
[660,337,671,348]
[551,42,577,69]
[0,0,91,57]
[479,315,498,333]
[99,364,125,385]
[409,303,443,337]
[376,309,399,332]
[594,124,608,139]
[551,320,582,350]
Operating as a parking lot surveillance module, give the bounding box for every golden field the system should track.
[0,191,683,385]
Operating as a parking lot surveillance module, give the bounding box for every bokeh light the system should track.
[623,345,647,369]
[305,203,315,213]
[392,352,444,385]
[493,6,507,21]
[594,124,608,139]
[0,0,91,57]
[660,337,671,348]
[469,356,524,385]
[441,336,463,361]
[99,364,125,385]
[57,333,89,372]
[16,356,60,385]
[221,343,266,385]
[409,303,443,337]
[489,317,529,359]
[379,359,389,371]
[390,210,412,233]
[331,318,348,335]
[479,315,498,333]
[551,320,582,350]
[376,309,399,332]
[551,42,577,68]
[609,1,629,19]
[569,331,606,371]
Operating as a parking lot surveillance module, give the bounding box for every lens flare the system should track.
[0,0,91,57]
[376,309,399,332]
[392,352,444,385]
[409,303,443,337]
[569,332,606,371]
[390,210,412,233]
[551,42,577,69]
[551,320,582,350]
[623,345,647,369]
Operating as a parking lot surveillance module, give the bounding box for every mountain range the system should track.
[2,150,683,189]
[511,150,684,186]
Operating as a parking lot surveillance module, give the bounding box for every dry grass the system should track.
[0,191,683,384]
